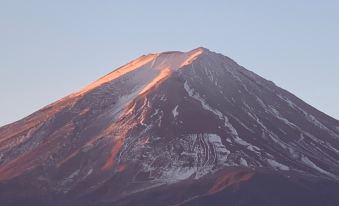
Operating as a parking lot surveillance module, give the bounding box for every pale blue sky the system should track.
[1,0,339,126]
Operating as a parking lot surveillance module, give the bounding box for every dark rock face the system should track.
[0,48,339,205]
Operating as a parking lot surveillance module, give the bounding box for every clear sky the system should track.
[1,0,339,126]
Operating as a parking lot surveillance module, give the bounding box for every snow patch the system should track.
[240,158,248,167]
[326,143,339,155]
[305,113,330,131]
[233,136,261,154]
[207,134,230,162]
[269,106,297,127]
[180,48,204,67]
[139,68,172,95]
[172,105,179,118]
[69,170,80,179]
[150,108,159,118]
[162,167,196,183]
[301,155,338,180]
[267,159,289,171]
[87,169,93,176]
[160,95,167,101]
[255,96,267,109]
[184,81,223,119]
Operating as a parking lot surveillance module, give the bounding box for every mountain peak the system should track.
[1,47,339,205]
[76,48,209,96]
[156,47,210,55]
[191,46,210,52]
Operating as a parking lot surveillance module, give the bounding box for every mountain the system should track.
[1,47,339,206]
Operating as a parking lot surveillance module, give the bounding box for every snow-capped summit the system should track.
[75,47,205,96]
[0,48,339,206]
